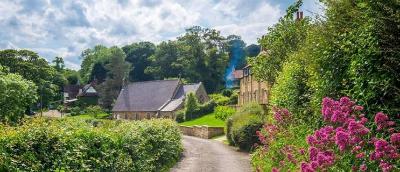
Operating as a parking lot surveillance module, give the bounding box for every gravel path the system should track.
[171,136,251,172]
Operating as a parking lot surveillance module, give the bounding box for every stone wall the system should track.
[179,125,224,139]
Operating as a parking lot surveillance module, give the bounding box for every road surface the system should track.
[171,136,251,172]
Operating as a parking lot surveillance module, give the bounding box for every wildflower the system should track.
[354,105,364,111]
[390,133,400,146]
[300,162,315,172]
[272,167,280,172]
[359,164,367,171]
[374,112,389,130]
[335,130,350,151]
[356,152,365,159]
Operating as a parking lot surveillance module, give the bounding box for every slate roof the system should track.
[112,79,180,112]
[63,85,80,99]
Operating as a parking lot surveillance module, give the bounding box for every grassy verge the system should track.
[179,112,225,127]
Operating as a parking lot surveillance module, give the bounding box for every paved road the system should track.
[171,136,251,172]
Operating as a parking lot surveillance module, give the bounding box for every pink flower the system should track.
[272,167,280,172]
[359,164,367,171]
[354,105,364,111]
[356,152,365,159]
[390,133,400,146]
[335,130,350,151]
[301,162,315,172]
[374,112,389,130]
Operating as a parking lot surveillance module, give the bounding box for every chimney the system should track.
[296,11,303,20]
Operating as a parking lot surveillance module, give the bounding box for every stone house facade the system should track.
[112,79,209,120]
[236,65,269,106]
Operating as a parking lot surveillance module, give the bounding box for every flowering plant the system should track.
[301,97,399,172]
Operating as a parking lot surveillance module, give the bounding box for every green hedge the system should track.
[227,103,264,151]
[0,118,182,171]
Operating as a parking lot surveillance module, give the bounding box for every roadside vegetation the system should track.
[0,118,182,171]
[248,1,400,171]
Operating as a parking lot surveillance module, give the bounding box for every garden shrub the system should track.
[214,106,235,121]
[184,93,216,121]
[84,105,106,118]
[70,106,82,116]
[0,118,183,171]
[228,91,238,105]
[227,103,265,151]
[222,89,233,97]
[209,94,230,106]
[175,110,185,123]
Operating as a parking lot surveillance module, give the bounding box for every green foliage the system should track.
[184,93,216,120]
[222,89,233,97]
[270,51,314,124]
[0,118,182,171]
[209,93,230,106]
[175,110,185,123]
[184,93,199,120]
[70,107,82,116]
[214,106,236,121]
[122,42,156,81]
[0,70,37,124]
[227,103,264,151]
[0,49,59,108]
[84,105,105,118]
[245,44,261,57]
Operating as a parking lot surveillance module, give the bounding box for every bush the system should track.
[70,107,82,116]
[84,105,105,118]
[228,91,238,105]
[214,106,235,121]
[209,94,230,106]
[227,103,265,151]
[0,68,38,124]
[222,89,233,97]
[184,93,216,121]
[0,118,183,171]
[175,110,185,123]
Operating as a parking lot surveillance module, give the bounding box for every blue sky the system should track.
[0,0,323,70]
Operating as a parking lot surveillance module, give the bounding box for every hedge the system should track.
[0,118,183,172]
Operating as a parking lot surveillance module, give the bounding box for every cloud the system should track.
[0,0,323,70]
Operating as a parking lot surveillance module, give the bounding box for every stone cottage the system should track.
[235,65,269,106]
[112,79,209,120]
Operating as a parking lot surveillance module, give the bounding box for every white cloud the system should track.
[0,0,322,70]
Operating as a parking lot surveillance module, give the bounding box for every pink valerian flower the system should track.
[374,112,394,130]
[335,130,350,151]
[379,161,393,172]
[273,107,291,125]
[272,167,280,172]
[356,152,365,159]
[359,164,367,171]
[390,133,400,146]
[299,148,305,155]
[354,105,364,111]
[301,162,316,172]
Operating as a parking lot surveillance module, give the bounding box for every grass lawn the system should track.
[179,113,225,127]
[68,113,110,120]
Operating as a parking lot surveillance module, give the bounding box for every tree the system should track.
[184,93,199,120]
[80,45,109,83]
[0,66,37,124]
[245,44,261,57]
[0,49,58,108]
[97,47,131,109]
[145,41,181,79]
[52,57,65,72]
[122,42,156,81]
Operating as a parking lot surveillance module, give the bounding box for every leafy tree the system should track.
[97,47,131,109]
[245,44,261,57]
[0,49,58,108]
[0,66,37,123]
[80,45,109,83]
[226,35,247,69]
[52,57,65,72]
[64,69,80,85]
[145,41,180,79]
[122,42,156,81]
[184,93,199,120]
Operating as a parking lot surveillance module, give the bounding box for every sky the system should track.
[0,0,324,70]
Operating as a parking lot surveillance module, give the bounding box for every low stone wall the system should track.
[180,125,224,139]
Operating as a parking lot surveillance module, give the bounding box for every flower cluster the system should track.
[301,97,399,172]
[273,107,292,126]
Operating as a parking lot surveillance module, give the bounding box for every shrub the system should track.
[209,94,230,106]
[227,103,265,151]
[0,118,183,171]
[0,69,38,124]
[84,105,105,118]
[215,106,235,121]
[196,100,216,117]
[222,89,233,97]
[184,93,198,120]
[70,106,82,116]
[175,110,185,123]
[228,91,238,105]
